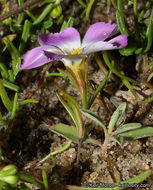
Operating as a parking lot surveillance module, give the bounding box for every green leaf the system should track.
[144,8,153,52]
[112,123,142,136]
[42,170,48,190]
[38,156,56,170]
[0,79,12,111]
[45,72,66,77]
[18,172,44,189]
[118,127,153,140]
[135,47,143,54]
[108,103,126,135]
[50,123,79,143]
[138,1,153,21]
[2,80,20,92]
[3,38,21,77]
[139,95,153,104]
[60,17,74,31]
[11,93,18,120]
[33,3,54,25]
[86,0,97,20]
[102,51,140,85]
[116,10,130,35]
[56,93,79,131]
[16,99,38,112]
[88,70,112,108]
[19,20,31,53]
[39,140,72,163]
[119,37,138,56]
[57,88,83,138]
[16,0,24,25]
[77,0,87,7]
[43,18,53,29]
[81,109,107,132]
[8,70,15,83]
[0,63,9,80]
[147,71,153,82]
[58,68,78,88]
[122,78,136,97]
[0,111,5,126]
[44,0,56,3]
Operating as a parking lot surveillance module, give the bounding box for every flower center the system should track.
[70,48,81,55]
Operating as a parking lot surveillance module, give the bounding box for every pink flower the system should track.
[19,22,128,70]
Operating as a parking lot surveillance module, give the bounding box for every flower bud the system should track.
[50,4,62,18]
[0,175,19,185]
[1,165,17,172]
[0,165,17,177]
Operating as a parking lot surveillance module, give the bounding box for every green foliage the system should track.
[0,165,19,185]
[108,103,126,134]
[19,20,32,53]
[102,51,140,97]
[42,170,48,190]
[50,123,79,143]
[16,0,24,25]
[18,172,44,189]
[0,79,12,111]
[60,17,74,31]
[3,37,21,79]
[56,87,84,139]
[81,108,106,132]
[82,103,153,145]
[116,0,153,56]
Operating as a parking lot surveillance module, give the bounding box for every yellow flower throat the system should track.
[70,48,81,55]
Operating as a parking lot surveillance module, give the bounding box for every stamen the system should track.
[77,48,81,54]
[70,48,81,55]
[70,51,74,55]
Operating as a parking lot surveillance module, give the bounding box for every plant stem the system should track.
[133,0,137,17]
[88,70,112,109]
[38,140,72,165]
[82,87,87,109]
[76,138,82,167]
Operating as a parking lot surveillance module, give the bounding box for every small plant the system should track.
[82,102,153,157]
[0,0,153,188]
[49,99,153,160]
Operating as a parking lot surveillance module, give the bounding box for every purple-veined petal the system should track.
[82,35,128,54]
[108,34,128,48]
[82,22,118,47]
[19,46,65,70]
[38,27,81,53]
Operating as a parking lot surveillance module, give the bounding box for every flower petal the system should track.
[19,46,65,70]
[108,34,128,48]
[82,35,128,54]
[82,22,118,47]
[38,27,81,53]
